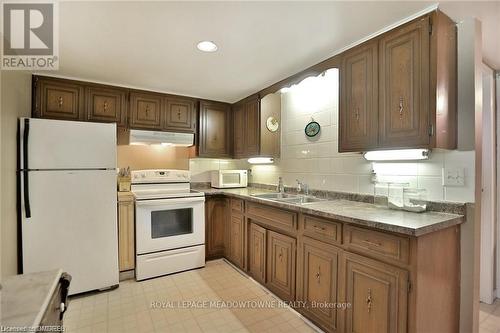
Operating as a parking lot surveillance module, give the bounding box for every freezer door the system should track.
[20,118,116,170]
[21,170,119,295]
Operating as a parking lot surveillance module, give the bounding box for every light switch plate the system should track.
[442,167,465,186]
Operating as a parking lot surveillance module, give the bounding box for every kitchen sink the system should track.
[252,193,324,205]
[279,196,324,204]
[252,193,298,200]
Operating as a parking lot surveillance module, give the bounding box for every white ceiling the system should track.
[45,1,499,103]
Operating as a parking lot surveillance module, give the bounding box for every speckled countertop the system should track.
[1,269,62,329]
[198,187,465,237]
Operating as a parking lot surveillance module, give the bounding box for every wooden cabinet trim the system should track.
[246,202,297,234]
[344,225,410,265]
[301,214,342,245]
[230,198,244,213]
[117,195,135,271]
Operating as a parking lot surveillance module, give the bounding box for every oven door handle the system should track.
[136,197,205,206]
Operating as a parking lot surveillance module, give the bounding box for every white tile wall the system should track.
[249,68,475,203]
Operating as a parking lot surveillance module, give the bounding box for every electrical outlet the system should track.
[442,167,465,186]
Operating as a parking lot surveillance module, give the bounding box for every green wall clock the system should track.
[305,120,321,138]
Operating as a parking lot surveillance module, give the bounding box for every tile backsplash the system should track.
[248,69,475,203]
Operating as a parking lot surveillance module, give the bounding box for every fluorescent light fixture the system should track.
[248,157,274,164]
[129,130,194,147]
[363,149,430,161]
[197,41,218,52]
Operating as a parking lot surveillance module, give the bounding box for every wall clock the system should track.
[266,116,279,132]
[305,120,321,138]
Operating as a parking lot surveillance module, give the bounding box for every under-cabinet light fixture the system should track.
[363,149,430,161]
[248,157,274,164]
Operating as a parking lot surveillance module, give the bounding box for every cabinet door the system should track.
[267,230,296,301]
[297,237,341,332]
[339,41,378,152]
[229,213,245,269]
[379,17,430,148]
[165,97,196,132]
[118,198,135,271]
[86,86,127,126]
[233,103,246,158]
[129,92,162,129]
[198,101,231,158]
[248,223,266,284]
[245,96,260,156]
[33,77,84,121]
[205,197,227,260]
[343,252,408,333]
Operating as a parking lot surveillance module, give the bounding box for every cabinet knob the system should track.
[58,96,63,107]
[316,266,321,283]
[103,101,108,112]
[399,96,404,118]
[366,288,373,313]
[354,108,360,121]
[177,109,182,120]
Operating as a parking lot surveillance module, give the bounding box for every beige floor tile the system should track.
[64,260,319,333]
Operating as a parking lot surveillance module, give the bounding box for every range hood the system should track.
[129,129,194,147]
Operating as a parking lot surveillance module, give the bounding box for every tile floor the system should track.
[480,299,500,332]
[64,260,318,333]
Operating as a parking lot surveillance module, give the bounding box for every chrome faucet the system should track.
[296,179,309,196]
[277,177,285,193]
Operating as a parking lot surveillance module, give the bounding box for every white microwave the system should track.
[211,170,248,188]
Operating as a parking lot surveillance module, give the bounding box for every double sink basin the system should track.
[251,192,324,205]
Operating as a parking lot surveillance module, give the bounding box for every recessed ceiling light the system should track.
[197,41,218,52]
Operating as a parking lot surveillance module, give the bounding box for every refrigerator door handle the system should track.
[23,119,31,218]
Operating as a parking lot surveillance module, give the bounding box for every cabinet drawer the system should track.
[302,215,341,245]
[231,198,244,212]
[246,202,297,233]
[344,225,410,265]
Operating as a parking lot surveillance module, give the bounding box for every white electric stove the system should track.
[131,169,205,281]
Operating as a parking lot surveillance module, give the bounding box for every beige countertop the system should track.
[1,269,62,329]
[200,187,465,237]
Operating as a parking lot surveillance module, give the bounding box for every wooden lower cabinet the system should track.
[228,212,245,269]
[297,237,341,332]
[205,197,227,260]
[266,230,296,301]
[248,223,266,284]
[117,192,135,271]
[343,252,408,333]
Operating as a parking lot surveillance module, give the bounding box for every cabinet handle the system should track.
[278,249,283,261]
[313,225,326,232]
[354,108,360,121]
[58,96,63,107]
[399,96,404,118]
[366,288,373,313]
[145,105,150,116]
[362,239,382,247]
[177,109,182,120]
[103,101,108,112]
[316,266,321,283]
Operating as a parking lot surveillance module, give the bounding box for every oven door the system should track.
[135,196,205,255]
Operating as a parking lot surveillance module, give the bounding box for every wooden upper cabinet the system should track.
[198,100,231,158]
[379,16,430,149]
[86,86,127,126]
[233,103,246,158]
[297,237,341,332]
[339,41,378,152]
[338,11,457,152]
[33,76,84,121]
[129,92,163,130]
[343,252,408,333]
[267,230,296,301]
[164,97,196,132]
[245,96,260,156]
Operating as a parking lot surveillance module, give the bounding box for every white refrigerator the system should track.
[19,118,119,295]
